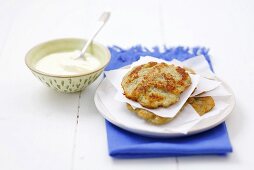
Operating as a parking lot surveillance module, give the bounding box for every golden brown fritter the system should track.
[122,62,192,109]
[187,96,215,116]
[126,103,172,125]
[126,96,215,125]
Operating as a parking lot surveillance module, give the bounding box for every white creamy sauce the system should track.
[35,50,101,75]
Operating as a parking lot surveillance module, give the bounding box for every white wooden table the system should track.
[1,0,254,169]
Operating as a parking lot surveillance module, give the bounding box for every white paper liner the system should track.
[197,84,232,97]
[179,55,216,79]
[104,68,128,92]
[191,76,221,96]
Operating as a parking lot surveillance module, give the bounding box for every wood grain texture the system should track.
[0,0,253,169]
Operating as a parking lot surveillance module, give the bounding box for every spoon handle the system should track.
[78,12,110,59]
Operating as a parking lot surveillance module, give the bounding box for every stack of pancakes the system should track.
[121,62,215,125]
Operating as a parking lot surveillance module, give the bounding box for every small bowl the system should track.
[25,38,111,93]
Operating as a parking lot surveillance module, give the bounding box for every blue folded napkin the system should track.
[104,46,232,158]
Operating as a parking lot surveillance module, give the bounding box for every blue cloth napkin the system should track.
[104,46,232,158]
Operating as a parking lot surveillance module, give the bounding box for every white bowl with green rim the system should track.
[25,38,111,93]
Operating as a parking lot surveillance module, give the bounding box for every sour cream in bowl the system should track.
[25,38,111,93]
[35,50,102,76]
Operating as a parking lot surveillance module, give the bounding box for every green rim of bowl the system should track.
[25,38,111,78]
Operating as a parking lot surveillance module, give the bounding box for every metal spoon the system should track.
[76,11,111,60]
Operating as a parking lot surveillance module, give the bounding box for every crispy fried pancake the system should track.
[126,96,215,125]
[187,96,215,116]
[122,62,192,109]
[126,103,172,125]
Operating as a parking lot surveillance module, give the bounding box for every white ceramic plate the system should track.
[94,77,235,138]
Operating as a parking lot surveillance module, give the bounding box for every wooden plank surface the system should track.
[0,0,253,169]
